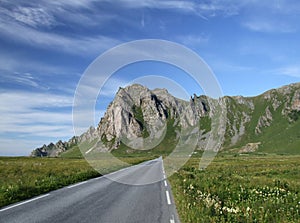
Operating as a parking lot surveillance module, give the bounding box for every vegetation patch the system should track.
[132,105,150,138]
[112,117,178,159]
[169,154,300,223]
[0,157,99,208]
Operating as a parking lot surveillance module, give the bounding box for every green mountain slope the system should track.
[33,83,300,157]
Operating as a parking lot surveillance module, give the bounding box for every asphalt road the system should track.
[0,157,180,223]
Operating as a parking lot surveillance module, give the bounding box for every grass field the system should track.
[1,153,299,223]
[0,156,149,208]
[0,157,100,208]
[169,154,300,223]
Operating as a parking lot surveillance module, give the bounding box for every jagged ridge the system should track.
[32,82,300,157]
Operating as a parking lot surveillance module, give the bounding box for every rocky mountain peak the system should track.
[32,82,300,157]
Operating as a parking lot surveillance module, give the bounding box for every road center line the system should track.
[0,194,50,212]
[166,190,171,205]
[170,214,175,223]
[67,181,87,189]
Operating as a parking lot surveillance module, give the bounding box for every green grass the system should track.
[199,115,211,134]
[132,105,150,138]
[60,145,83,158]
[111,117,178,158]
[0,157,99,208]
[225,92,300,155]
[1,152,299,223]
[223,96,253,147]
[169,154,300,223]
[0,156,150,208]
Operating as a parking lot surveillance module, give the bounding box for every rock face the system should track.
[97,84,209,150]
[31,82,300,157]
[238,142,261,153]
[31,127,97,157]
[255,106,273,134]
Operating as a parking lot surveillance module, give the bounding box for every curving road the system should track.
[0,157,179,223]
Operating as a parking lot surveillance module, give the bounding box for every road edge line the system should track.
[0,194,50,212]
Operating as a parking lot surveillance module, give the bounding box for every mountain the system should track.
[31,83,300,157]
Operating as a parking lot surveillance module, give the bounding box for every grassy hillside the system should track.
[111,117,179,158]
[60,145,83,158]
[230,93,300,155]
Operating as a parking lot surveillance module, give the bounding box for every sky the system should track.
[1,0,300,156]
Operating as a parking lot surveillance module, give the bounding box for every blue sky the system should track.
[1,0,300,156]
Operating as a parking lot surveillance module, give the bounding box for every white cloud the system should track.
[0,138,50,156]
[0,91,79,155]
[0,72,42,88]
[0,87,118,155]
[0,53,64,75]
[0,53,82,94]
[176,34,209,47]
[243,19,296,33]
[0,18,120,55]
[12,6,56,28]
[211,60,256,73]
[0,91,74,135]
[239,0,300,33]
[0,1,120,56]
[113,0,240,18]
[277,66,300,78]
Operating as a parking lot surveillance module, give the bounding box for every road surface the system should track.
[0,157,179,223]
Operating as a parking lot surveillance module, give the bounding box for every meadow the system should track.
[169,153,300,223]
[0,156,147,208]
[1,153,299,223]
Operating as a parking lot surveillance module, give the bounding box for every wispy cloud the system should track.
[0,53,70,75]
[239,0,300,33]
[0,138,49,156]
[0,71,43,89]
[0,1,120,56]
[211,60,256,73]
[113,0,240,19]
[176,34,209,47]
[243,18,296,33]
[10,6,56,28]
[0,91,74,138]
[276,66,300,78]
[0,19,120,55]
[0,88,110,155]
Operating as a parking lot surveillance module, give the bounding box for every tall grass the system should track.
[0,155,153,208]
[169,154,300,223]
[0,157,100,207]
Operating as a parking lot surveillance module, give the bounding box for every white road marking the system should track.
[0,194,50,212]
[163,174,166,179]
[164,180,167,187]
[166,190,171,205]
[67,181,87,189]
[85,147,94,154]
[170,214,175,223]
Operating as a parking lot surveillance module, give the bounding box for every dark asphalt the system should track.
[0,157,180,223]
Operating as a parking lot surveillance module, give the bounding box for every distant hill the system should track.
[31,82,300,157]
